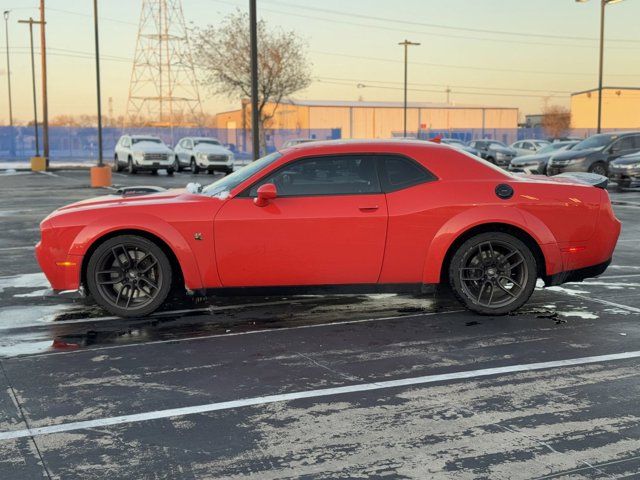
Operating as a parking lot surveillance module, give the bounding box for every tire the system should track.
[589,162,607,176]
[448,232,537,315]
[86,235,173,317]
[191,158,200,174]
[207,170,214,175]
[168,157,178,175]
[127,157,137,174]
[486,156,496,164]
[114,155,123,172]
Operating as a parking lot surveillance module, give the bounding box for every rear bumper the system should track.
[544,258,611,286]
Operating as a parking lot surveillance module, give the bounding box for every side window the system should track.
[633,135,640,149]
[123,137,130,148]
[513,142,521,149]
[248,155,381,197]
[186,140,193,149]
[379,155,435,192]
[615,136,634,151]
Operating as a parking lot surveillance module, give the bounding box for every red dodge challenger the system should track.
[36,140,620,317]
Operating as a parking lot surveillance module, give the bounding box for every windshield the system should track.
[573,134,616,151]
[202,151,282,196]
[132,138,162,144]
[488,141,508,148]
[195,139,221,146]
[537,143,567,154]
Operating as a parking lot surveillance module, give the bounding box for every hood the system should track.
[611,152,640,165]
[511,152,551,164]
[193,144,232,155]
[131,142,173,154]
[552,147,599,161]
[490,145,517,155]
[54,189,187,214]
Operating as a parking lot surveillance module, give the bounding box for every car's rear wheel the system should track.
[86,235,172,317]
[448,232,537,315]
[589,162,607,176]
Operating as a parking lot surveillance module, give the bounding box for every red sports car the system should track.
[36,140,620,317]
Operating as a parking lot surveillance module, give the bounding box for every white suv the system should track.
[114,135,177,175]
[174,137,235,174]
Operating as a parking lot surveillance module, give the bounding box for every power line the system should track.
[264,0,640,45]
[313,50,639,78]
[209,0,640,50]
[316,76,573,94]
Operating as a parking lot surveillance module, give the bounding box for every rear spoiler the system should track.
[555,172,608,189]
[116,186,167,197]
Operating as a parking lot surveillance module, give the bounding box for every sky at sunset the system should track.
[1,0,640,124]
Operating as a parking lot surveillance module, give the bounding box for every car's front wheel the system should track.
[86,235,173,317]
[589,162,607,176]
[191,158,200,174]
[127,157,137,174]
[448,232,537,315]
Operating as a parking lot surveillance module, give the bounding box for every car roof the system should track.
[280,138,451,154]
[128,134,161,139]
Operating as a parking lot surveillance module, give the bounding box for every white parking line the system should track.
[1,349,639,442]
[0,246,34,252]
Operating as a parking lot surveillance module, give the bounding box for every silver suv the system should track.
[114,135,177,175]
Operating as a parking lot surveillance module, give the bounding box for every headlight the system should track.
[228,153,234,162]
[197,152,208,161]
[133,151,144,160]
[496,152,507,160]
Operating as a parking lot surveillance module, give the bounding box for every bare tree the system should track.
[541,105,571,139]
[192,10,311,154]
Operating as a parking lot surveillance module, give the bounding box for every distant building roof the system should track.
[280,98,516,110]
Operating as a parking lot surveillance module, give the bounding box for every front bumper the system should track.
[35,239,82,292]
[609,168,640,187]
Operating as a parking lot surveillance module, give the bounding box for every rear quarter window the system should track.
[379,156,436,192]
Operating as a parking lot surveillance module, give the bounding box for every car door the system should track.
[214,154,388,287]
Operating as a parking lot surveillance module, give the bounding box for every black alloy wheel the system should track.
[449,232,537,315]
[86,235,172,317]
[589,162,607,176]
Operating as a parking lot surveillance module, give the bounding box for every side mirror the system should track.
[254,183,277,207]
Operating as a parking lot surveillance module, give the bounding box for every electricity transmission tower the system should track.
[126,0,203,128]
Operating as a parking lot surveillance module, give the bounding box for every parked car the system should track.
[510,139,550,157]
[609,151,640,190]
[174,137,235,174]
[37,140,620,318]
[440,138,480,156]
[114,135,176,175]
[467,140,517,166]
[282,138,316,148]
[547,131,640,176]
[508,141,579,175]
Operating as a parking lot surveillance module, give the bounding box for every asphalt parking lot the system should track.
[1,168,640,479]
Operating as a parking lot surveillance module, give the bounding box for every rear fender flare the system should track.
[68,213,203,289]
[422,206,562,284]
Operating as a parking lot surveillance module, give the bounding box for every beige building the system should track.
[571,87,640,129]
[215,99,518,139]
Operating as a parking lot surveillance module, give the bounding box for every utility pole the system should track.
[93,0,103,167]
[3,11,13,128]
[249,0,260,160]
[446,86,451,105]
[39,0,49,166]
[398,39,420,138]
[18,18,41,157]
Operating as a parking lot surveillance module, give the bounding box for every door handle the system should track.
[359,205,379,212]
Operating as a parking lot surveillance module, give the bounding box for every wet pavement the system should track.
[1,169,640,479]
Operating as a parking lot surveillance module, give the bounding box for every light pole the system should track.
[3,11,13,128]
[39,0,50,166]
[576,0,625,133]
[398,39,420,138]
[18,18,41,157]
[249,0,259,160]
[93,0,103,167]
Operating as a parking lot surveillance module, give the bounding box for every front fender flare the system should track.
[68,213,203,290]
[422,206,562,284]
